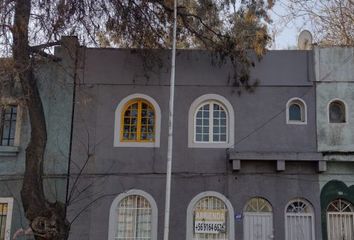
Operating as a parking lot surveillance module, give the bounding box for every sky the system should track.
[269,1,312,50]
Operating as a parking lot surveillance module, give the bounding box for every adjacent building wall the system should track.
[315,47,354,240]
[0,37,77,239]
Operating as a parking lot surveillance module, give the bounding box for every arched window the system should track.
[114,94,161,147]
[285,199,315,240]
[188,94,234,148]
[286,98,307,124]
[108,190,158,240]
[328,99,346,123]
[121,99,155,142]
[244,197,273,240]
[327,199,354,240]
[186,191,234,240]
[195,101,227,143]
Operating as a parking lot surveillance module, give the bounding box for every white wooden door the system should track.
[327,212,354,240]
[244,213,273,240]
[286,214,314,240]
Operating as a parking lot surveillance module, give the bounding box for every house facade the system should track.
[1,36,354,240]
[67,46,354,240]
[0,37,77,240]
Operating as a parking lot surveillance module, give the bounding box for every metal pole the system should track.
[163,0,177,239]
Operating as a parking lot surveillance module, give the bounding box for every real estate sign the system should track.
[194,209,226,234]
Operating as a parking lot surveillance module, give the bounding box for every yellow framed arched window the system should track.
[120,99,155,142]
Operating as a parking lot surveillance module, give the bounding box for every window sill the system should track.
[188,142,234,148]
[0,146,20,156]
[287,120,307,125]
[114,142,160,148]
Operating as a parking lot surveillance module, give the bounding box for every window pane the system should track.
[0,106,17,146]
[289,104,302,121]
[212,103,227,142]
[195,104,210,142]
[329,101,345,123]
[220,127,226,134]
[202,134,209,142]
[196,127,202,134]
[196,134,202,142]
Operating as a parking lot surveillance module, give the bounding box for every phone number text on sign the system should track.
[194,221,226,234]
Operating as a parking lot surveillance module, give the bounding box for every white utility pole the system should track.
[163,0,177,239]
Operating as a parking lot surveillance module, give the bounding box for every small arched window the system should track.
[286,98,307,124]
[329,100,346,123]
[121,99,155,142]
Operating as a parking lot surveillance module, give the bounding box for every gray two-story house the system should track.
[67,45,354,240]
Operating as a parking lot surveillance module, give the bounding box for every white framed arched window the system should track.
[327,199,354,240]
[285,198,315,240]
[328,99,347,123]
[286,98,307,124]
[108,190,158,240]
[188,94,234,148]
[186,191,235,240]
[243,197,273,240]
[114,94,161,147]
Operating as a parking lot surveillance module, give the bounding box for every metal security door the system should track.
[244,213,273,240]
[327,212,354,240]
[286,214,314,240]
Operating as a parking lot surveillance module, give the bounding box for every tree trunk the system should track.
[12,1,70,239]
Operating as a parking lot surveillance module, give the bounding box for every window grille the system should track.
[0,105,17,146]
[116,195,152,240]
[327,199,354,240]
[0,203,8,240]
[193,196,228,240]
[244,198,273,240]
[245,197,272,213]
[286,199,315,240]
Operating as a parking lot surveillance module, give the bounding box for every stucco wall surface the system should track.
[314,47,354,82]
[68,48,322,240]
[315,48,354,152]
